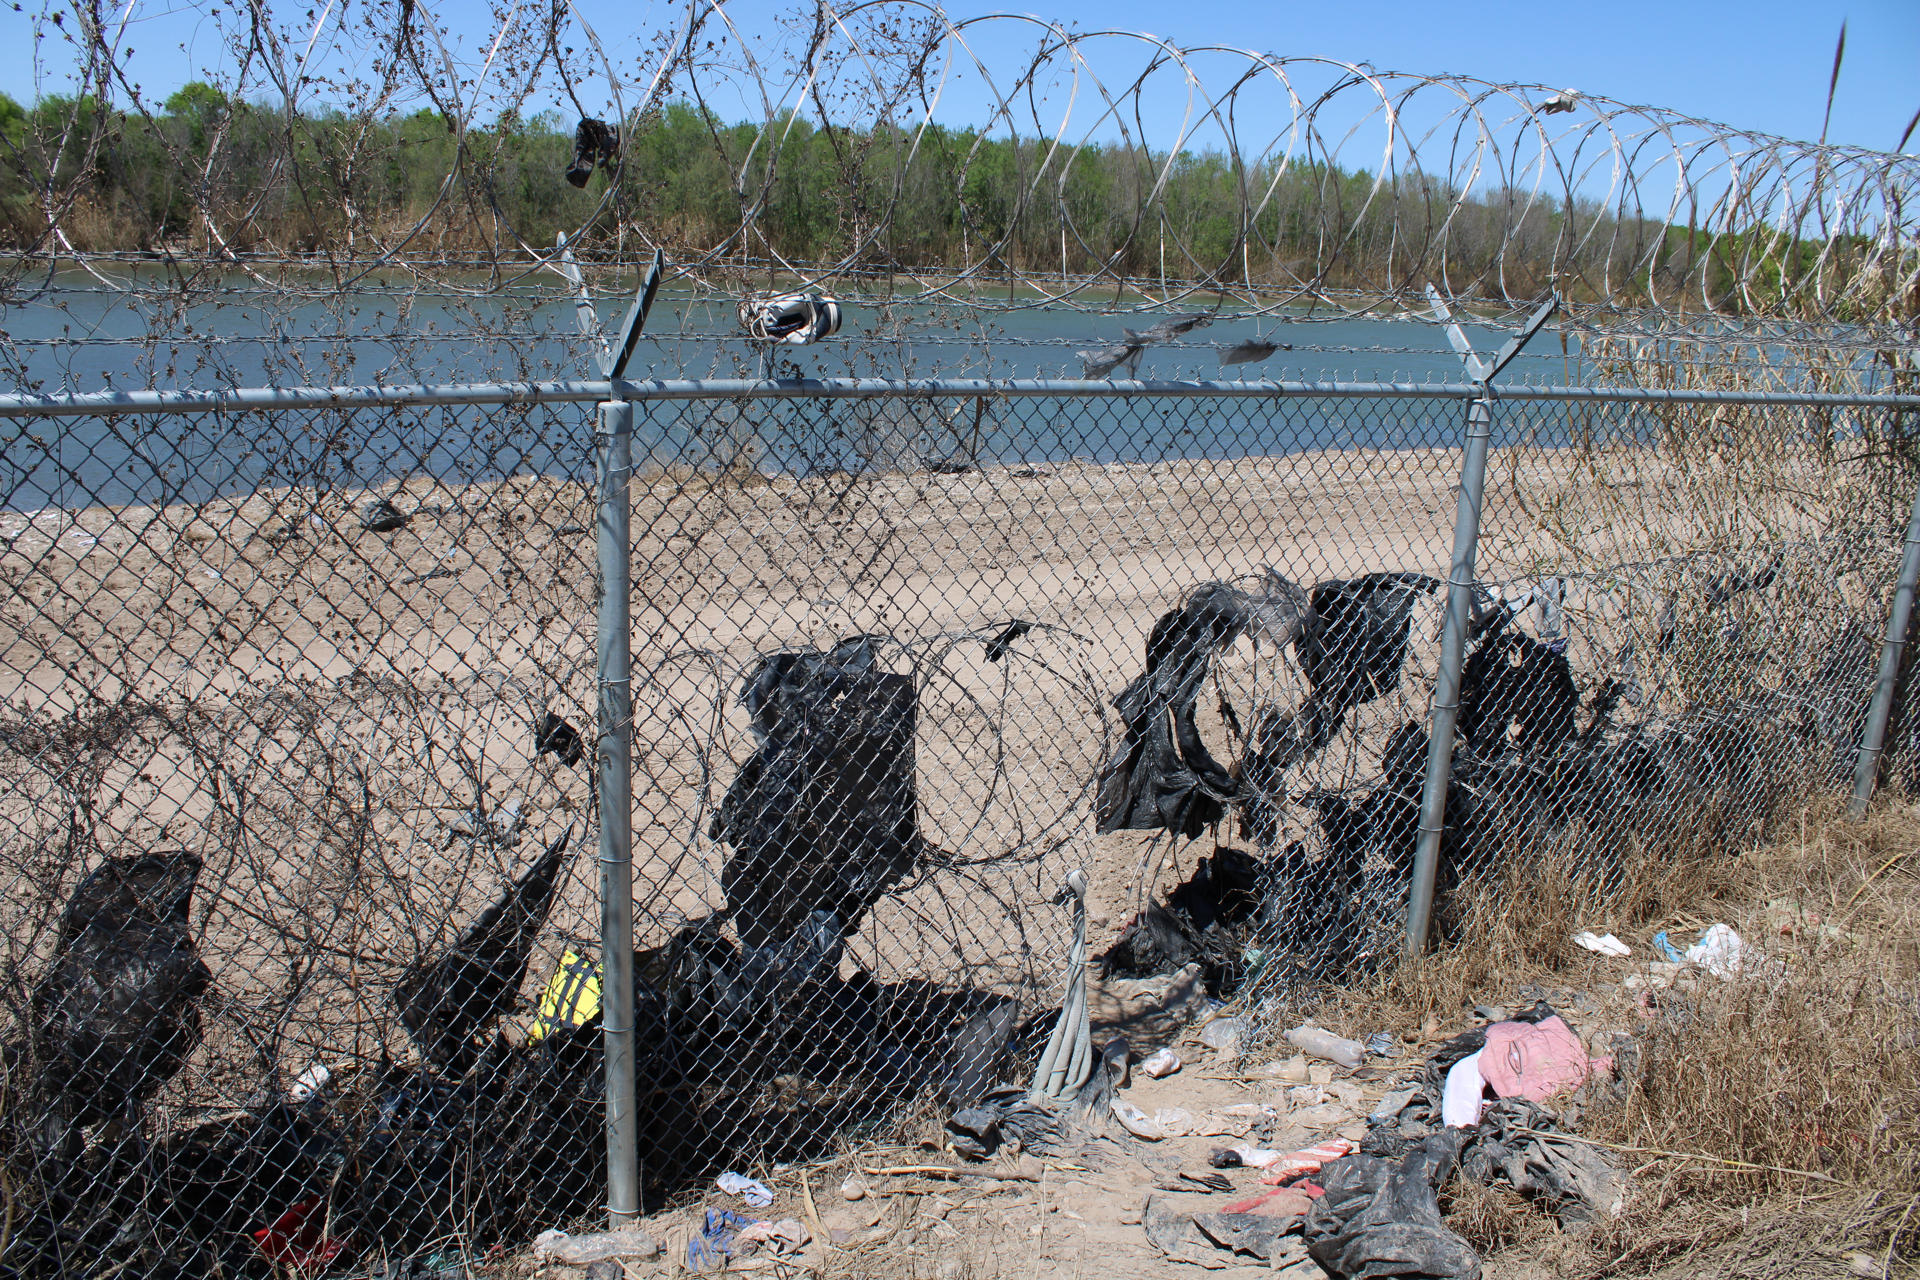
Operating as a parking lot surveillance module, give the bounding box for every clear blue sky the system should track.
[3,0,1915,154]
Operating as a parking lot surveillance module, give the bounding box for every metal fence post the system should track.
[1406,388,1494,955]
[596,397,640,1224]
[1849,474,1920,819]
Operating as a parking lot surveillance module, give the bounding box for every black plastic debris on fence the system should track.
[395,825,576,1075]
[712,636,924,949]
[566,118,619,188]
[26,853,211,1152]
[1098,847,1269,996]
[1097,574,1311,838]
[534,709,585,767]
[1093,557,1876,1005]
[1242,573,1442,847]
[1457,602,1579,754]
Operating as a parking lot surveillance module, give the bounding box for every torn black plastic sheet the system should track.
[1305,1130,1482,1280]
[1097,573,1310,838]
[1097,847,1269,995]
[713,637,924,949]
[394,825,575,1074]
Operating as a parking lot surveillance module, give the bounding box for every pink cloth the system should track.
[1256,1138,1355,1185]
[1222,1183,1323,1217]
[1479,1015,1613,1101]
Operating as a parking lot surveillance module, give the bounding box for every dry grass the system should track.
[1277,797,1920,1278]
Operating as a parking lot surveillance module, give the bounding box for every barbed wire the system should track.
[1,0,1914,376]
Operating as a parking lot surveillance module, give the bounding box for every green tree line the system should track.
[0,82,1897,320]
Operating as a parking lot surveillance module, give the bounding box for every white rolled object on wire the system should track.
[1029,868,1091,1101]
[740,293,844,345]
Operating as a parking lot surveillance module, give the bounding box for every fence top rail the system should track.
[2,378,1919,418]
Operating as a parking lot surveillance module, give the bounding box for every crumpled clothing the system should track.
[1223,1183,1323,1218]
[1258,1138,1356,1184]
[1305,1131,1480,1280]
[687,1209,757,1272]
[1463,1099,1625,1225]
[1366,1061,1627,1228]
[1479,1016,1612,1102]
[947,1086,1071,1159]
[1441,1050,1487,1128]
[253,1197,348,1274]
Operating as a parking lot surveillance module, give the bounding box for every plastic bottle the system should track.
[1284,1023,1365,1068]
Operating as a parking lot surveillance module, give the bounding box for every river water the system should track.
[3,271,1601,510]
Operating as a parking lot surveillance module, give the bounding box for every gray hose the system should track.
[1030,869,1092,1102]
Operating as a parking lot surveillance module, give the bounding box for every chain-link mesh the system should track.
[1,381,1916,1273]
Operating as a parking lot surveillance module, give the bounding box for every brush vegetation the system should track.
[0,85,1904,327]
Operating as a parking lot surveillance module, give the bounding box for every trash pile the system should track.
[0,634,1056,1278]
[911,993,1630,1280]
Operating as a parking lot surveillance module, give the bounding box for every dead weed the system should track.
[1284,797,1920,1278]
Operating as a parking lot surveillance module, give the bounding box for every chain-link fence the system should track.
[2,372,1918,1275]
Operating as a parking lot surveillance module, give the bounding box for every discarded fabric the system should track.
[946,1104,1002,1159]
[1305,1131,1480,1280]
[1571,930,1630,957]
[1684,923,1749,978]
[1441,1051,1487,1128]
[687,1209,756,1272]
[1463,1099,1626,1225]
[716,1172,775,1208]
[1362,1021,1627,1228]
[945,1085,1069,1159]
[1652,931,1683,963]
[1140,1047,1182,1078]
[1257,1139,1355,1185]
[1479,1016,1612,1103]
